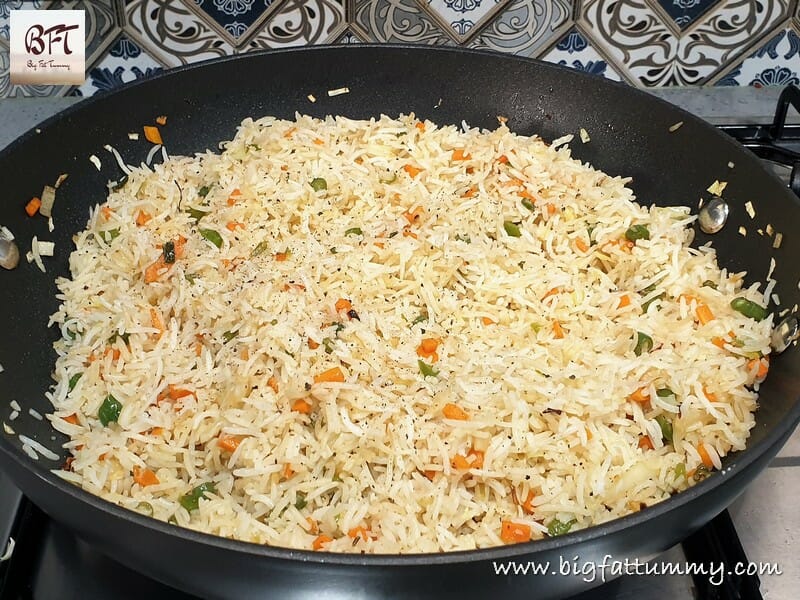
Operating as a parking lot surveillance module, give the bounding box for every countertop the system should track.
[0,86,798,599]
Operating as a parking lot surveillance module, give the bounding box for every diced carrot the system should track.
[103,347,121,361]
[150,307,164,339]
[442,403,469,421]
[308,338,320,350]
[306,517,319,535]
[158,384,195,405]
[585,426,593,441]
[312,535,333,550]
[500,521,531,544]
[283,463,295,479]
[25,197,42,217]
[100,206,113,220]
[552,320,565,339]
[292,398,312,414]
[226,221,245,231]
[541,287,562,301]
[679,294,698,305]
[135,210,152,226]
[143,125,163,145]
[174,235,187,259]
[149,427,164,436]
[703,386,717,402]
[451,149,471,161]
[403,207,424,224]
[155,115,167,126]
[267,376,279,394]
[451,454,471,470]
[696,304,715,325]
[467,448,484,469]
[415,122,426,132]
[217,434,243,453]
[99,453,108,461]
[283,127,296,138]
[519,188,536,201]
[402,227,418,239]
[145,257,168,284]
[463,185,477,198]
[618,294,631,308]
[335,298,352,312]
[403,164,422,178]
[423,469,437,481]
[482,317,495,326]
[628,386,650,404]
[520,490,536,514]
[195,341,203,356]
[416,338,441,362]
[546,203,557,216]
[638,436,654,450]
[575,238,590,253]
[275,252,288,261]
[313,138,325,146]
[711,337,728,350]
[697,443,713,468]
[347,526,373,541]
[63,413,79,425]
[497,154,509,164]
[132,466,159,487]
[747,357,769,381]
[314,367,345,384]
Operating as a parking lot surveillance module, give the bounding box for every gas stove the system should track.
[0,88,798,600]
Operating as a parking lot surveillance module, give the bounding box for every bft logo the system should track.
[10,10,85,85]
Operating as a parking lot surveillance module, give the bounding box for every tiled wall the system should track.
[1,0,799,97]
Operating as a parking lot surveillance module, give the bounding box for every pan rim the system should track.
[1,43,799,567]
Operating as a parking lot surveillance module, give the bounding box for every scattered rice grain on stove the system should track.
[10,400,21,412]
[738,226,747,236]
[28,408,43,420]
[21,444,38,460]
[3,423,14,435]
[773,232,782,249]
[9,411,18,422]
[46,114,773,553]
[89,155,101,171]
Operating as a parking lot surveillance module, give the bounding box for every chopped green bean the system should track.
[310,178,327,192]
[179,482,216,512]
[418,360,439,378]
[503,221,522,237]
[730,297,768,321]
[199,228,223,249]
[634,332,653,356]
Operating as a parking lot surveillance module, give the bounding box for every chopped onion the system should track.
[307,94,316,103]
[54,173,69,188]
[744,201,755,219]
[579,128,590,143]
[36,240,55,257]
[39,185,56,217]
[773,232,783,249]
[327,87,350,97]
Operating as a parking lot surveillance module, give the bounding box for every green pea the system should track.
[310,178,327,192]
[625,224,650,242]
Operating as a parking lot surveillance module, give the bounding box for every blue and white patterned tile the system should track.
[71,34,163,96]
[335,28,365,44]
[192,0,276,41]
[715,28,800,86]
[423,0,509,42]
[654,0,724,31]
[469,0,570,57]
[581,0,792,86]
[352,0,454,45]
[539,27,624,81]
[0,0,46,43]
[245,0,345,48]
[123,0,234,67]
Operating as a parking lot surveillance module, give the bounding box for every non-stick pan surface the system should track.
[1,46,799,599]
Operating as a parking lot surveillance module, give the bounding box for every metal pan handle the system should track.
[770,85,800,196]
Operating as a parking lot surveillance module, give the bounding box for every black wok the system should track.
[0,46,798,599]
